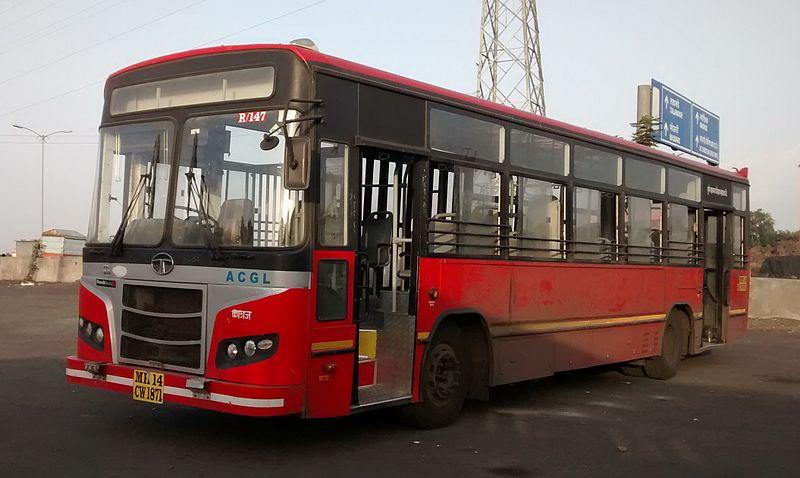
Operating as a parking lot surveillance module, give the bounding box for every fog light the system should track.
[226,343,238,360]
[256,338,274,351]
[94,326,104,344]
[244,340,256,357]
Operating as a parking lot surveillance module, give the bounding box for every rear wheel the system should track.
[398,324,469,429]
[643,313,687,380]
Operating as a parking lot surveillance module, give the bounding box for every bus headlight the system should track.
[94,326,104,344]
[215,334,278,369]
[244,340,257,357]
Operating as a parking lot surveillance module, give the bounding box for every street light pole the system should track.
[11,124,72,237]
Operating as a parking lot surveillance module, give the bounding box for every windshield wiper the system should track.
[185,133,225,260]
[109,134,160,256]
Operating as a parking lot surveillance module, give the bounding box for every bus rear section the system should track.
[67,42,750,428]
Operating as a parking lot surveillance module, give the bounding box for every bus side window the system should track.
[509,175,565,259]
[319,142,349,246]
[625,196,663,263]
[573,187,618,261]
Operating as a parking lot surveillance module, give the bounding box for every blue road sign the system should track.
[692,103,720,164]
[651,79,720,165]
[652,79,693,153]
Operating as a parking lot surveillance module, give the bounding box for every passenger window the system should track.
[429,107,505,162]
[668,204,699,265]
[574,145,621,185]
[668,169,701,202]
[509,129,569,175]
[319,142,348,246]
[573,187,618,261]
[428,163,501,256]
[733,215,746,268]
[625,157,665,194]
[316,260,348,321]
[509,176,565,259]
[626,196,663,263]
[733,185,747,211]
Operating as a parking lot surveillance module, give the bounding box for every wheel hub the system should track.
[428,343,461,401]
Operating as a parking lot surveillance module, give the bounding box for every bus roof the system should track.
[109,43,748,184]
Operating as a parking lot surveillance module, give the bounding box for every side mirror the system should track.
[283,137,311,190]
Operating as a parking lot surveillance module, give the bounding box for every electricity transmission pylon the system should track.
[476,0,546,116]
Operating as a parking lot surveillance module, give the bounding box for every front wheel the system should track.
[398,325,469,429]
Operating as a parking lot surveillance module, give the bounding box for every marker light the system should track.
[226,343,239,360]
[94,326,104,344]
[244,340,257,357]
[256,338,274,351]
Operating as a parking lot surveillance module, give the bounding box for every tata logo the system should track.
[225,270,271,285]
[151,253,175,275]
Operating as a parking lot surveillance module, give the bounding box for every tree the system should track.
[750,208,777,247]
[631,115,660,147]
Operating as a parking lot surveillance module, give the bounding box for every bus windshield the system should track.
[88,121,173,245]
[171,110,304,248]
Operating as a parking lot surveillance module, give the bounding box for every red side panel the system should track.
[205,289,309,386]
[304,251,356,418]
[77,284,112,363]
[727,268,750,344]
[415,258,706,390]
[729,269,750,313]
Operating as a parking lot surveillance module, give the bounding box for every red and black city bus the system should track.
[66,41,750,428]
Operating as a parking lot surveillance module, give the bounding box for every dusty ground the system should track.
[0,281,798,477]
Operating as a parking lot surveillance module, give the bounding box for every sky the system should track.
[0,0,798,253]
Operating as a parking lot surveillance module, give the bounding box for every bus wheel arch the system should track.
[666,303,694,357]
[644,307,691,380]
[426,310,491,401]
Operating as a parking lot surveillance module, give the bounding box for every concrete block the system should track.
[750,278,800,320]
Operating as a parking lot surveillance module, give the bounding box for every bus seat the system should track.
[172,217,206,246]
[218,199,254,246]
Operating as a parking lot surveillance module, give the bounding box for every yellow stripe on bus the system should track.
[729,308,748,316]
[491,313,665,338]
[310,340,354,352]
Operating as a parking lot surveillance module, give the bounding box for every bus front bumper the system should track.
[65,356,303,417]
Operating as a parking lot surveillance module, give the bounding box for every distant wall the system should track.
[0,256,82,282]
[750,278,800,320]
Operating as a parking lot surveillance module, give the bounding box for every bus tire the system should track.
[398,324,469,429]
[618,364,645,377]
[643,313,686,380]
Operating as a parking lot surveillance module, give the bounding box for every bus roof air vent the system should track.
[289,38,319,52]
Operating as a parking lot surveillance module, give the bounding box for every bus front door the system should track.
[354,148,420,409]
[702,209,729,344]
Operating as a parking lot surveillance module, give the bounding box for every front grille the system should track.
[121,336,201,369]
[123,285,202,314]
[119,284,205,373]
[122,310,202,341]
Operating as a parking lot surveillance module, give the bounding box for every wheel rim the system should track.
[427,343,461,404]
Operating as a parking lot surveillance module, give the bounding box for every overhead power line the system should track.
[197,0,328,47]
[0,0,207,87]
[0,0,120,56]
[0,2,24,17]
[0,0,62,30]
[0,0,331,119]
